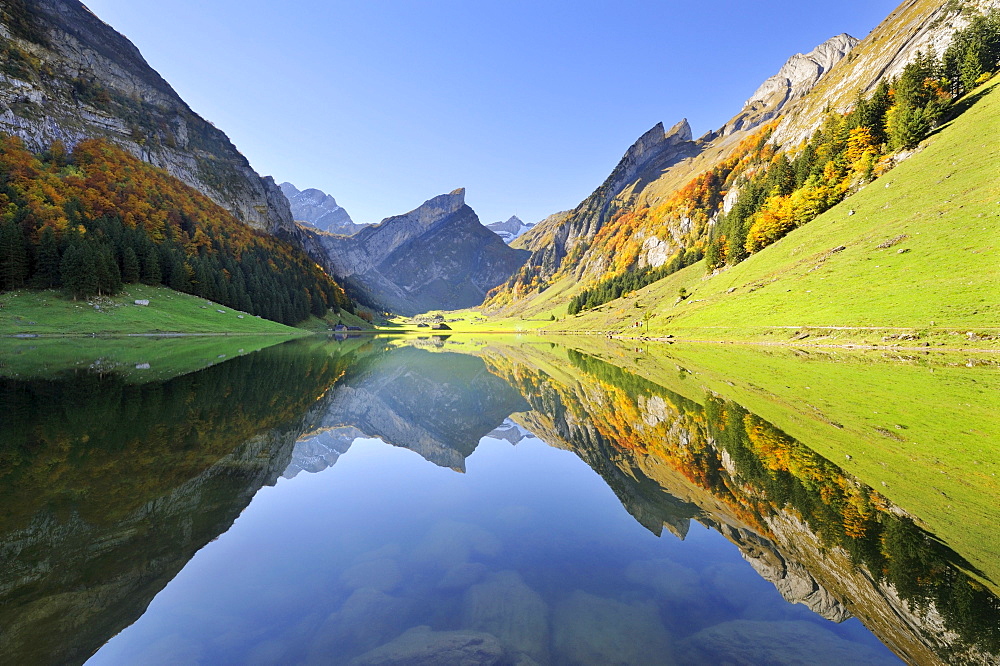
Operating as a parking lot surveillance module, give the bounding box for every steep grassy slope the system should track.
[544,77,1000,348]
[0,285,306,336]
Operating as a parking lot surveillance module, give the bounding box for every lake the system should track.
[1,335,997,665]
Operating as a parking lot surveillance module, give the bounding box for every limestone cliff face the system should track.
[0,0,293,233]
[309,189,530,315]
[770,0,1000,145]
[725,34,859,136]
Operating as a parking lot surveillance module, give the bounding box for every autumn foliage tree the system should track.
[0,135,353,323]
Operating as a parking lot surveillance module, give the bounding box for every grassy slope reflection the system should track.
[477,340,999,665]
[0,340,357,665]
[565,339,1000,588]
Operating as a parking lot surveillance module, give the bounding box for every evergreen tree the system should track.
[61,243,97,299]
[121,245,140,283]
[140,241,161,284]
[33,226,62,288]
[0,218,29,289]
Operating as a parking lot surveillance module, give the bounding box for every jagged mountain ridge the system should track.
[304,188,530,315]
[280,182,366,235]
[486,215,534,243]
[0,0,294,234]
[508,119,699,286]
[492,0,998,311]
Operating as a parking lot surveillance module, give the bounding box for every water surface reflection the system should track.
[1,336,995,664]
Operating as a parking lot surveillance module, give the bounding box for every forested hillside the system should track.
[0,136,353,325]
[486,4,1000,318]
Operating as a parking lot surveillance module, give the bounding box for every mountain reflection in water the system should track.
[1,336,995,665]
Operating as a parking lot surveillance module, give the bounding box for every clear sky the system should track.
[83,0,899,225]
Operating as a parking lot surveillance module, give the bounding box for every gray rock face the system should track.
[280,182,365,235]
[726,34,859,135]
[0,1,293,233]
[485,216,534,243]
[313,189,530,315]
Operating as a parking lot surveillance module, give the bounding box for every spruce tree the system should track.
[33,226,62,288]
[61,243,98,299]
[121,246,140,283]
[0,219,29,290]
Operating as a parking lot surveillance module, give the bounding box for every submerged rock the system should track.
[438,562,488,591]
[412,520,501,569]
[677,619,898,666]
[349,625,504,666]
[552,590,673,665]
[305,588,413,664]
[340,557,403,593]
[462,570,549,663]
[624,558,702,605]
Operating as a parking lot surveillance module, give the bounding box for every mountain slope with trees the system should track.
[485,0,1000,323]
[0,136,353,325]
[546,74,1000,346]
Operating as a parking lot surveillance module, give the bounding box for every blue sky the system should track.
[83,0,899,225]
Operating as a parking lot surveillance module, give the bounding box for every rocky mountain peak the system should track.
[726,33,858,135]
[307,188,529,314]
[665,118,693,142]
[745,34,859,109]
[407,188,467,228]
[485,215,535,244]
[605,118,696,201]
[279,181,362,235]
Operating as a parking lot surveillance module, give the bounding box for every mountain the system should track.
[0,0,294,234]
[280,182,366,235]
[500,119,700,294]
[489,0,1000,315]
[485,215,535,243]
[297,346,531,472]
[306,188,531,315]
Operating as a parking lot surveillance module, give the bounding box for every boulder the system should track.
[461,570,549,663]
[349,626,504,666]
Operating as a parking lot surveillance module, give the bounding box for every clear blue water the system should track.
[89,432,898,665]
[6,337,996,664]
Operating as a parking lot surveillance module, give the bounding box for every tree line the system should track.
[0,136,353,324]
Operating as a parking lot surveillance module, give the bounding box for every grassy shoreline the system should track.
[0,285,309,337]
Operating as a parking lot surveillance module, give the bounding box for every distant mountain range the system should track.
[280,182,367,236]
[302,189,530,315]
[485,216,534,243]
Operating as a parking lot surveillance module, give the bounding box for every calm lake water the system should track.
[1,336,997,665]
